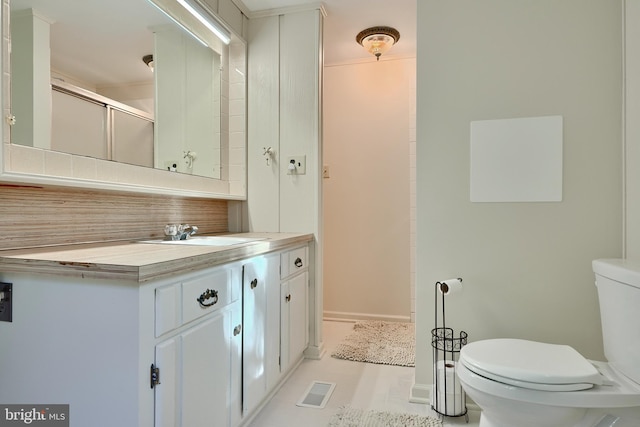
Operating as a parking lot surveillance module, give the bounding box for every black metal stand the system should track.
[431,279,469,422]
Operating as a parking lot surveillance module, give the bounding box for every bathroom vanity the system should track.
[0,232,312,427]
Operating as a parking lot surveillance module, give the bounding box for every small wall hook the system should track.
[183,150,197,169]
[263,147,274,166]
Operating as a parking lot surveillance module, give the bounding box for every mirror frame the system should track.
[0,0,247,200]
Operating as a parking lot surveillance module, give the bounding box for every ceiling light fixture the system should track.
[143,54,154,71]
[356,26,400,61]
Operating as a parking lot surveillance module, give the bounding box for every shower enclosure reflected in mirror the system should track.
[9,0,232,180]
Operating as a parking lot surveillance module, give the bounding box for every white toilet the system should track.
[456,259,640,427]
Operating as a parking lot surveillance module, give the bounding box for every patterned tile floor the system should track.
[248,320,481,427]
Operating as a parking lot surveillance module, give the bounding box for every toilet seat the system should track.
[460,339,605,391]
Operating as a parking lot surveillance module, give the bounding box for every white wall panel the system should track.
[247,16,280,231]
[279,10,321,234]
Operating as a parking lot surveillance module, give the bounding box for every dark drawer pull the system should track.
[197,289,219,307]
[294,257,303,268]
[250,278,258,289]
[285,294,291,303]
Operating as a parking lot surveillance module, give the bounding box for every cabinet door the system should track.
[241,254,279,415]
[181,312,231,427]
[154,338,178,427]
[289,271,309,360]
[229,301,243,427]
[242,259,266,415]
[280,271,309,371]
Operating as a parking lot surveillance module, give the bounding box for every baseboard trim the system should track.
[304,343,325,360]
[409,381,431,404]
[323,310,411,323]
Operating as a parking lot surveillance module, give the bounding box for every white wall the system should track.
[413,0,623,402]
[323,58,415,322]
[625,0,640,261]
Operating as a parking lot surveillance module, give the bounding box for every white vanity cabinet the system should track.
[0,236,313,427]
[280,245,309,373]
[153,263,243,427]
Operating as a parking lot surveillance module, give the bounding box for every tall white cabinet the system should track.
[246,4,324,361]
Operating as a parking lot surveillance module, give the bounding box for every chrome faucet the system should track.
[164,224,198,240]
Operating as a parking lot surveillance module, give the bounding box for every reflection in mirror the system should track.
[9,0,230,180]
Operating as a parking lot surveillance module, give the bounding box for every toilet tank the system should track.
[593,259,640,384]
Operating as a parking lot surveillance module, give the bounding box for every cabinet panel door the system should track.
[264,255,283,391]
[242,254,280,415]
[281,271,309,371]
[229,302,243,427]
[155,338,178,427]
[280,281,291,370]
[181,313,230,427]
[242,259,267,415]
[289,271,309,360]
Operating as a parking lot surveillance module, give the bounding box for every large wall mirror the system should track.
[4,0,246,197]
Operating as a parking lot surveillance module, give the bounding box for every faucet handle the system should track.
[164,224,178,237]
[180,224,198,237]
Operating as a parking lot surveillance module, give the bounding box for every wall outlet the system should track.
[287,156,306,175]
[0,282,12,322]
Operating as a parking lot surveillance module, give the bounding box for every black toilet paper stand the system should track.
[431,278,469,422]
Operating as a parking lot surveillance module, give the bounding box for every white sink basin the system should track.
[140,236,266,246]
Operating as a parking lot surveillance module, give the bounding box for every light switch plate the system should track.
[287,156,306,175]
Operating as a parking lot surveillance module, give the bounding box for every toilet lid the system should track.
[460,339,605,392]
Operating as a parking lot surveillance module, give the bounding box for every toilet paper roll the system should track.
[434,360,463,396]
[438,278,463,296]
[433,360,465,415]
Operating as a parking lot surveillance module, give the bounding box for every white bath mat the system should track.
[328,405,443,427]
[331,321,415,367]
[297,380,336,409]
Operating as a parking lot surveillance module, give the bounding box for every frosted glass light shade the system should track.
[356,26,400,61]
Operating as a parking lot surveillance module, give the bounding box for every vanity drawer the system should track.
[182,268,234,325]
[280,245,308,279]
[155,265,241,337]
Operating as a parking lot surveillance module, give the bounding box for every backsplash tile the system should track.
[0,185,229,250]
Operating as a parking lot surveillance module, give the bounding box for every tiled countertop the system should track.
[0,232,313,283]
